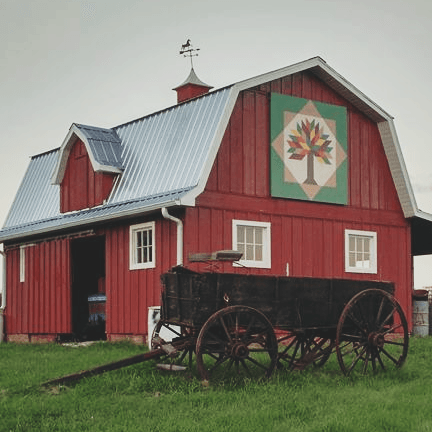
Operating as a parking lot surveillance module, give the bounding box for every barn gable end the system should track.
[59,139,118,212]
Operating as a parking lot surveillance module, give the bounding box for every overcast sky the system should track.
[1,0,431,286]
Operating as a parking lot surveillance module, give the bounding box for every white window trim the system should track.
[345,229,377,274]
[232,220,271,269]
[20,246,25,283]
[129,221,156,270]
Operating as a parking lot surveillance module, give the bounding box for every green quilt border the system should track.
[270,93,348,205]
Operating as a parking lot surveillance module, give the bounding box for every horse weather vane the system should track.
[179,39,200,68]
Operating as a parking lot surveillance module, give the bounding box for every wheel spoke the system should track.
[243,316,256,341]
[206,328,226,345]
[371,351,377,372]
[279,335,297,355]
[240,359,251,376]
[245,354,268,370]
[219,316,232,343]
[340,332,365,342]
[384,339,405,347]
[202,346,224,360]
[347,345,367,375]
[379,347,399,365]
[209,355,230,372]
[235,312,240,339]
[163,324,182,338]
[288,341,301,369]
[375,296,386,327]
[381,322,402,335]
[362,348,370,374]
[376,351,385,370]
[377,306,397,332]
[177,348,188,363]
[346,311,368,337]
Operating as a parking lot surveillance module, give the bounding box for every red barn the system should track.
[1,57,431,343]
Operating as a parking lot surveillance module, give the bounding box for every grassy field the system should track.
[1,337,432,431]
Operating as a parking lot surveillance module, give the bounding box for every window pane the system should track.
[246,244,254,260]
[136,231,142,248]
[349,252,356,267]
[349,236,355,252]
[357,238,363,253]
[237,242,245,256]
[255,227,263,245]
[255,245,263,261]
[237,226,245,243]
[363,253,370,267]
[245,226,254,244]
[363,238,370,253]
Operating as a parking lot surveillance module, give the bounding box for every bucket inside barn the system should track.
[87,293,106,340]
[413,290,429,337]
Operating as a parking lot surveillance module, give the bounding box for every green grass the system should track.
[1,338,432,431]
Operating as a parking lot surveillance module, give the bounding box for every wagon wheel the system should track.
[195,306,278,382]
[277,331,334,370]
[151,321,195,368]
[336,289,408,376]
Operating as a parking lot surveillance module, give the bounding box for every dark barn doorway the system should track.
[71,236,106,341]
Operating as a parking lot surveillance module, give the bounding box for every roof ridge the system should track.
[113,84,234,131]
[30,147,60,160]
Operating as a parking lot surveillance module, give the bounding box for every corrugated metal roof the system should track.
[0,86,233,241]
[3,150,60,228]
[110,86,232,203]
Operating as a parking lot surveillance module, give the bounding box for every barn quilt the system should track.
[270,94,347,204]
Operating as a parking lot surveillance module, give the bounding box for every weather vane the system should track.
[179,39,200,68]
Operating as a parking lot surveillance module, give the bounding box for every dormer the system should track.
[52,123,123,213]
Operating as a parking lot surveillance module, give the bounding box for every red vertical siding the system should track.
[5,239,71,336]
[60,140,116,213]
[105,215,179,337]
[196,70,412,325]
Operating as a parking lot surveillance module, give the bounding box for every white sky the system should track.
[1,0,431,287]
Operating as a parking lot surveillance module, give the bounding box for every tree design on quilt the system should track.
[287,118,332,186]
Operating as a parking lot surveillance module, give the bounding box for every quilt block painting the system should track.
[271,94,347,204]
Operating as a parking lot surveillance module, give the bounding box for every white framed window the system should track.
[345,229,377,274]
[232,220,271,268]
[130,222,156,270]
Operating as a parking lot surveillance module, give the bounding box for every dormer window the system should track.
[52,124,123,213]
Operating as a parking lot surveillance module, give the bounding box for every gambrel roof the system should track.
[0,57,428,243]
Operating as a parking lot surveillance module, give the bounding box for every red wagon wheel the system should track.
[151,321,195,368]
[195,306,278,383]
[336,289,409,376]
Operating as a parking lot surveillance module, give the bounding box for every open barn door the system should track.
[71,236,106,341]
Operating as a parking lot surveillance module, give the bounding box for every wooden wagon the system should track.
[152,259,409,381]
[43,254,410,388]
